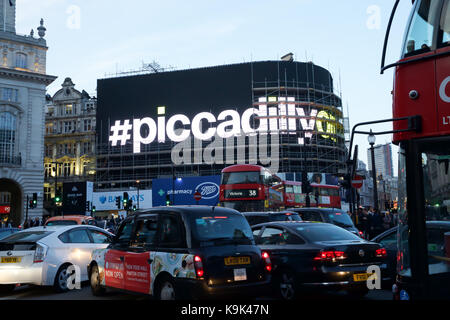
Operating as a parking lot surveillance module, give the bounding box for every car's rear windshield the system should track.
[326,211,354,227]
[0,231,53,243]
[271,213,302,222]
[294,224,360,242]
[46,220,78,226]
[189,212,253,245]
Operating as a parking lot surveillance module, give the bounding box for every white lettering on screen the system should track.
[109,97,340,154]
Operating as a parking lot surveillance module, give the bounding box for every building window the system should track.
[82,141,91,154]
[44,163,52,178]
[15,53,27,69]
[64,104,73,115]
[83,119,91,131]
[45,123,54,134]
[0,112,16,164]
[44,187,51,202]
[1,88,19,102]
[64,121,73,133]
[63,162,71,177]
[45,145,52,157]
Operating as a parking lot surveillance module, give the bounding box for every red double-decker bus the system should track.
[219,165,342,211]
[379,0,450,300]
[219,164,284,212]
[283,181,341,209]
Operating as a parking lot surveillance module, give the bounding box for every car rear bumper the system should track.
[0,266,43,285]
[176,276,272,299]
[299,263,388,290]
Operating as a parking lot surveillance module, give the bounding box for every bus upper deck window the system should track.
[403,0,440,57]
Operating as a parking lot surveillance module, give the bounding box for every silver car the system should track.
[0,225,113,294]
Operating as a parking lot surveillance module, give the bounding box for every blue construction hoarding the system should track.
[152,176,221,207]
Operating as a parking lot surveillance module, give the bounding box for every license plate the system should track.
[1,257,21,264]
[353,273,370,282]
[233,268,247,281]
[224,256,250,266]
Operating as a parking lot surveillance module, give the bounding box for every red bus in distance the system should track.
[219,164,284,212]
[219,164,341,212]
[283,181,341,209]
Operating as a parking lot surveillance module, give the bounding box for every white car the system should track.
[0,225,114,293]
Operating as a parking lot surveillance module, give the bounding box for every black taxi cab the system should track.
[87,206,271,300]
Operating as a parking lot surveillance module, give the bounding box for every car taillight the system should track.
[261,251,272,272]
[314,250,347,261]
[33,243,48,263]
[193,255,204,278]
[375,248,387,258]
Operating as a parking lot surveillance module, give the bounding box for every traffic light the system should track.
[92,206,96,214]
[132,205,137,212]
[32,193,37,208]
[127,199,133,211]
[85,201,91,212]
[115,196,121,209]
[54,190,62,204]
[123,192,129,208]
[166,194,171,206]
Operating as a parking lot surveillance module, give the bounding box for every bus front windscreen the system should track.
[221,171,261,185]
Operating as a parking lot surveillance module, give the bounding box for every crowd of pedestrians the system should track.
[0,218,13,229]
[94,215,124,233]
[348,207,398,240]
[22,217,46,229]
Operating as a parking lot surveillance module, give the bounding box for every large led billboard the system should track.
[96,60,346,185]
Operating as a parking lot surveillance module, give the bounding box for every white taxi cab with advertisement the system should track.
[88,206,272,300]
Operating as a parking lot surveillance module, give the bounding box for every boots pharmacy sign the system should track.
[109,97,342,154]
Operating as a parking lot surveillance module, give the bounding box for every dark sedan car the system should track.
[371,221,450,285]
[242,211,302,226]
[288,208,362,237]
[252,221,387,299]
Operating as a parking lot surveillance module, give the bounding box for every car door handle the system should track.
[147,259,153,264]
[120,256,124,262]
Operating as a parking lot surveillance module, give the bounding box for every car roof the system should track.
[22,225,97,233]
[131,205,242,217]
[290,208,345,213]
[242,211,298,216]
[251,221,326,229]
[46,215,94,221]
[371,221,450,241]
[426,221,450,226]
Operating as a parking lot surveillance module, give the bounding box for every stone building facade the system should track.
[0,1,56,226]
[44,78,96,216]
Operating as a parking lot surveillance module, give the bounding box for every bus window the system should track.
[439,0,450,46]
[221,171,261,185]
[285,185,294,194]
[421,150,450,276]
[402,0,441,57]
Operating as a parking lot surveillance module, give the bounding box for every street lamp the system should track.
[136,180,140,210]
[368,130,379,212]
